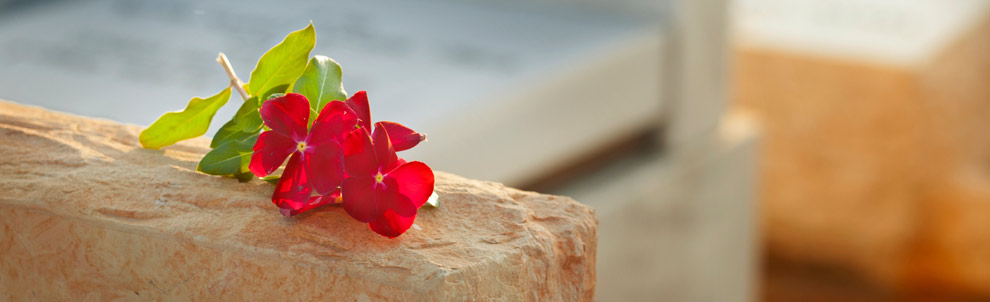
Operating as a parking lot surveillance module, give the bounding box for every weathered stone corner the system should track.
[0,101,598,301]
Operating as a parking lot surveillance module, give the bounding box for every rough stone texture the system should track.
[0,101,597,301]
[734,16,990,296]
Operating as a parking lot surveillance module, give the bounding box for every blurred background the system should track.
[1,0,989,300]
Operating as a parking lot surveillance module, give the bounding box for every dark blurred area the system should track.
[2,0,989,301]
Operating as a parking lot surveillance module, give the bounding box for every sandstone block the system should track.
[733,0,990,296]
[0,101,598,301]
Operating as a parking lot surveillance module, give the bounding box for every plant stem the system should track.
[216,53,249,101]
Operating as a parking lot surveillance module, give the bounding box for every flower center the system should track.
[296,141,307,152]
[375,172,384,184]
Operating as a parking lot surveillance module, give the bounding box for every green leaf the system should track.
[198,134,258,175]
[293,55,347,121]
[246,23,315,99]
[259,84,290,104]
[139,87,232,149]
[212,122,262,149]
[261,175,281,185]
[211,96,262,148]
[265,92,286,101]
[234,172,256,183]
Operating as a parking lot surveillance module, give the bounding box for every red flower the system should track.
[344,91,426,151]
[342,122,435,238]
[248,91,434,238]
[249,93,358,216]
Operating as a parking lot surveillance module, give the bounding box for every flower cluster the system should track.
[249,91,433,238]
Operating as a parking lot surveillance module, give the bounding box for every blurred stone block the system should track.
[667,0,730,148]
[0,101,597,301]
[733,0,990,295]
[559,109,759,301]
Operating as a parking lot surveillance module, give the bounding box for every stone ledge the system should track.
[0,100,598,301]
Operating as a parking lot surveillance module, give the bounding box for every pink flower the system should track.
[341,122,435,238]
[249,93,357,216]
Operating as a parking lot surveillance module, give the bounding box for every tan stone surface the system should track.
[0,100,597,301]
[733,17,990,296]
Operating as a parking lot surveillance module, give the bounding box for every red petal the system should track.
[373,123,398,172]
[309,101,358,144]
[369,209,416,238]
[272,153,311,213]
[249,131,297,177]
[380,177,417,217]
[378,121,426,152]
[343,129,377,177]
[386,161,435,208]
[279,189,339,217]
[343,91,371,131]
[341,176,379,223]
[304,140,345,195]
[260,93,310,141]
